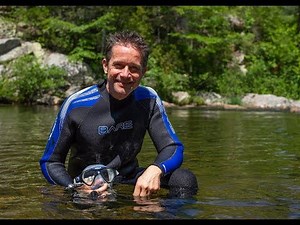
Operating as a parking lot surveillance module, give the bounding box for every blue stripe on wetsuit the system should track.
[135,86,184,174]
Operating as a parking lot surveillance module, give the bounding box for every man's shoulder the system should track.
[69,84,99,99]
[63,84,101,109]
[135,85,159,100]
[136,85,159,95]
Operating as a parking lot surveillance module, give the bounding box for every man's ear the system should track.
[102,58,108,74]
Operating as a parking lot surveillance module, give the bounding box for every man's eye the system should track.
[129,67,140,73]
[114,64,123,69]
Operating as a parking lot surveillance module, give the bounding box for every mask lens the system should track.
[103,168,118,183]
[82,169,98,186]
[90,174,105,190]
[100,169,111,183]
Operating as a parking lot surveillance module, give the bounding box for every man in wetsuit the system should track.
[39,30,198,198]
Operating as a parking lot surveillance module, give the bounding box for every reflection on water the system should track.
[0,105,300,219]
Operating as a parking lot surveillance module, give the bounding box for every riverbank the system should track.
[163,92,300,114]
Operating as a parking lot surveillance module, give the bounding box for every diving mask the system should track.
[72,164,119,190]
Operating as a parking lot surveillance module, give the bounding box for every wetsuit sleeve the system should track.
[39,100,74,187]
[147,93,184,176]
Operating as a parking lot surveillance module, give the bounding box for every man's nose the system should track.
[120,66,131,78]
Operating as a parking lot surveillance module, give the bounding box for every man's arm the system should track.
[148,94,184,176]
[39,108,74,187]
[40,85,101,187]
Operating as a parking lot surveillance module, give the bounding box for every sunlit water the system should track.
[0,104,300,219]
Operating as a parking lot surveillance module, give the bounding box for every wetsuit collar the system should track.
[98,79,134,109]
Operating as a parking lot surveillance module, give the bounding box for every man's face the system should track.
[102,44,145,100]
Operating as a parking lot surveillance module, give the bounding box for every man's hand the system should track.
[133,165,162,197]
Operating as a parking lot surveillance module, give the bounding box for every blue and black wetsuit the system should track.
[40,79,198,197]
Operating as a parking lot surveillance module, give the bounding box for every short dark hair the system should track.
[104,30,150,70]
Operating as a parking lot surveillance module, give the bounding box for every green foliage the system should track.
[190,96,205,106]
[169,6,236,92]
[143,59,187,102]
[1,6,300,104]
[217,67,246,97]
[10,6,51,25]
[0,55,66,104]
[38,13,115,54]
[0,76,16,103]
[243,8,300,100]
[143,45,189,102]
[227,96,242,105]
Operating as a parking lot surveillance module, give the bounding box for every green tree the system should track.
[0,55,66,104]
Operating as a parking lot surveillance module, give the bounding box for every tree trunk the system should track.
[297,6,300,34]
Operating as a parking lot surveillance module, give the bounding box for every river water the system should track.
[0,104,300,219]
